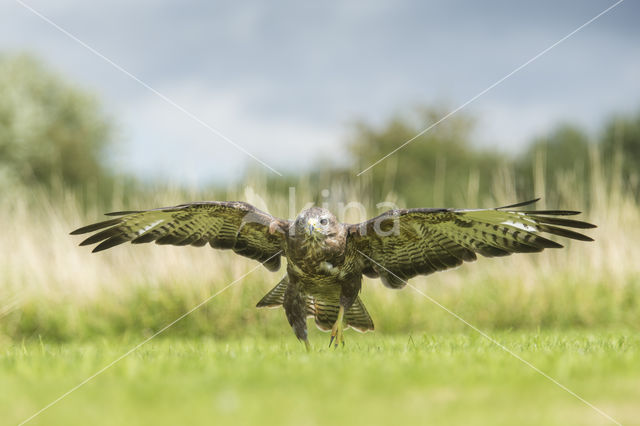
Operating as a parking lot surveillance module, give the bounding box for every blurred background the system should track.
[1,0,639,340]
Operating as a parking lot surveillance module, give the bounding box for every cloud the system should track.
[114,79,343,183]
[2,0,638,182]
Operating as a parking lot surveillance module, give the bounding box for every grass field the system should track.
[3,330,639,426]
[2,159,639,425]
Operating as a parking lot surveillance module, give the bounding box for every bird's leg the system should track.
[303,339,311,352]
[329,305,345,348]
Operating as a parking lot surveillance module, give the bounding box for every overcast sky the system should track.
[1,0,638,183]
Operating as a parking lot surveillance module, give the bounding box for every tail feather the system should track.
[306,296,338,331]
[256,275,375,333]
[345,297,375,332]
[307,295,374,332]
[256,275,288,308]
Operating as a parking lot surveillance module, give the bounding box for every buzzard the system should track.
[71,198,595,349]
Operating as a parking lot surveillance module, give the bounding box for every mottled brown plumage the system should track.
[71,198,596,348]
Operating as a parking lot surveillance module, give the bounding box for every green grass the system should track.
[2,330,639,426]
[2,157,640,425]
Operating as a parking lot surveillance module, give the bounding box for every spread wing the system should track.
[71,201,289,271]
[348,199,596,288]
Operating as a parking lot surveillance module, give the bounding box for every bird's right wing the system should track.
[71,201,289,271]
[348,199,596,288]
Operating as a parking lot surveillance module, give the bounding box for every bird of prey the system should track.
[71,198,595,349]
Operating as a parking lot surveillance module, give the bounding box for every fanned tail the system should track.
[256,276,375,332]
[345,297,375,332]
[256,275,288,308]
[307,295,374,332]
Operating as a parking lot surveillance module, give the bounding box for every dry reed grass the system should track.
[1,152,638,340]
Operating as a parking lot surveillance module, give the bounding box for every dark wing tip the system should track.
[571,232,595,242]
[537,224,595,242]
[91,235,129,253]
[541,239,564,249]
[104,210,140,216]
[529,215,597,229]
[497,198,541,210]
[521,210,582,216]
[70,219,122,235]
[70,226,93,235]
[575,221,597,229]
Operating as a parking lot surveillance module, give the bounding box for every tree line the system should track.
[1,54,638,208]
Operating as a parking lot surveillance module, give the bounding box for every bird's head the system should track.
[293,207,339,241]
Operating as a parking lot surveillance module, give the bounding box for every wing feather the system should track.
[71,201,289,271]
[349,200,595,288]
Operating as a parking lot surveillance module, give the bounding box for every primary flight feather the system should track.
[71,198,595,348]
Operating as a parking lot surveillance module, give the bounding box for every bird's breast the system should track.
[285,233,349,280]
[287,256,342,276]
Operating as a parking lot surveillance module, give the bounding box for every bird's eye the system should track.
[320,218,328,225]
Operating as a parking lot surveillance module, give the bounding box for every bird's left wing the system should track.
[71,201,289,271]
[348,199,596,288]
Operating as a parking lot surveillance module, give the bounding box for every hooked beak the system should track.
[307,218,318,234]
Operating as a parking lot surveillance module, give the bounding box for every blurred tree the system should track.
[515,124,592,203]
[346,106,508,207]
[601,109,640,182]
[258,105,638,210]
[0,54,113,191]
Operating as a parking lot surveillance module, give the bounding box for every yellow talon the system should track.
[330,306,345,348]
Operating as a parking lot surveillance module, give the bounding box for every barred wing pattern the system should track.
[71,201,289,271]
[349,199,596,289]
